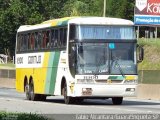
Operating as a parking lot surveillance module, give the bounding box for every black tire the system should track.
[29,81,40,101]
[75,98,83,104]
[40,95,47,101]
[25,82,31,100]
[112,97,123,105]
[63,82,74,104]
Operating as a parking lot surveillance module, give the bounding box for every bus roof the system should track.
[17,17,134,32]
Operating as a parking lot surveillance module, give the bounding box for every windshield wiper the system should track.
[95,55,108,75]
[112,56,125,78]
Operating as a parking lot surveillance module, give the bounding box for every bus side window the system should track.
[27,33,30,50]
[17,34,21,52]
[20,34,25,51]
[31,33,35,50]
[29,33,35,50]
[35,32,38,50]
[51,29,55,48]
[69,25,76,40]
[60,28,63,47]
[46,30,50,48]
[54,29,58,48]
[60,28,67,48]
[57,29,61,48]
[23,34,28,51]
[63,28,67,47]
[38,32,42,50]
[42,31,47,49]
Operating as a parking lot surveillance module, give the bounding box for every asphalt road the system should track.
[0,87,160,120]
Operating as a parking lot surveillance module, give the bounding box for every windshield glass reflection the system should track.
[75,43,136,75]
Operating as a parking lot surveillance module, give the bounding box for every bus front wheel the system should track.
[63,82,74,104]
[112,97,123,105]
[29,81,39,101]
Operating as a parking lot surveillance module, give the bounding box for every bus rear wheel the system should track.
[39,95,46,101]
[112,97,123,105]
[63,82,74,104]
[25,83,31,100]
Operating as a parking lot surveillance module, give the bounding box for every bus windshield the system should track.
[74,25,136,40]
[75,43,136,75]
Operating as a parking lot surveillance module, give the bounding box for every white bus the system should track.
[16,17,143,104]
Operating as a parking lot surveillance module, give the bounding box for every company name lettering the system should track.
[17,57,23,64]
[28,56,41,64]
[147,3,160,14]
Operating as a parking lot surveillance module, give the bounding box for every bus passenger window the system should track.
[20,35,25,51]
[23,34,28,51]
[17,34,21,52]
[60,28,67,47]
[30,33,35,50]
[38,32,42,49]
[63,28,67,47]
[57,29,61,48]
[35,32,38,50]
[51,29,55,48]
[59,28,63,47]
[69,25,76,40]
[42,31,47,49]
[27,33,30,50]
[55,29,58,47]
[46,30,50,48]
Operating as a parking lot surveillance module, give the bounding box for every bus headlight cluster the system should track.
[77,79,94,84]
[124,80,137,84]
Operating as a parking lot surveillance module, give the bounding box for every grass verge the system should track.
[0,112,48,120]
[138,38,160,70]
[0,63,15,69]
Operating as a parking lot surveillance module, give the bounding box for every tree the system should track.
[106,0,134,20]
[0,0,68,58]
[0,0,135,60]
[62,0,103,16]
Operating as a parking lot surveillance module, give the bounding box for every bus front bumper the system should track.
[71,84,137,97]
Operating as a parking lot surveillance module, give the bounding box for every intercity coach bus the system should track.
[16,17,143,105]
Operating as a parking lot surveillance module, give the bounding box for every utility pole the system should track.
[103,0,106,17]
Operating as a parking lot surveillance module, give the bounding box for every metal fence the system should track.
[0,69,15,79]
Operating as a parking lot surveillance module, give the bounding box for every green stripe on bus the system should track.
[49,51,60,94]
[108,76,124,80]
[45,52,55,94]
[57,20,69,26]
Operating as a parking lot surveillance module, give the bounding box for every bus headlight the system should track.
[124,76,138,84]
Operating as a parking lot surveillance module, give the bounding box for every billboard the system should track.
[134,0,160,25]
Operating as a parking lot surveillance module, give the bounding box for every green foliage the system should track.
[0,112,48,120]
[138,39,160,70]
[0,0,134,59]
[62,0,103,16]
[106,0,134,20]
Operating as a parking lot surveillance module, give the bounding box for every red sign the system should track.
[135,0,160,16]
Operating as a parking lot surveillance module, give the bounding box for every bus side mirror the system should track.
[137,45,144,63]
